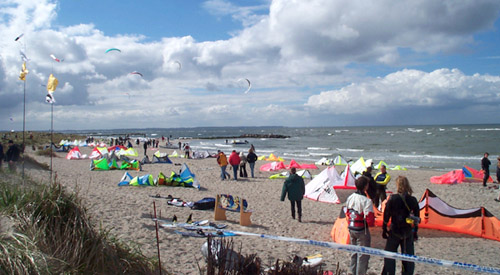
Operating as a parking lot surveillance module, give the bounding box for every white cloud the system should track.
[305,68,500,114]
[1,0,500,130]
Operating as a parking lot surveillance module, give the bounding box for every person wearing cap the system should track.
[5,140,20,172]
[481,152,491,187]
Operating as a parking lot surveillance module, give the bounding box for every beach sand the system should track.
[25,144,500,274]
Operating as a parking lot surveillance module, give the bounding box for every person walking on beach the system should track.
[184,143,191,159]
[228,150,240,180]
[142,140,148,156]
[345,176,375,275]
[216,150,231,180]
[239,152,248,178]
[481,152,491,187]
[5,140,21,172]
[280,167,305,222]
[247,148,258,178]
[382,176,420,275]
[374,165,391,208]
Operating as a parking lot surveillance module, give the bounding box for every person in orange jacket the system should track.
[216,150,230,180]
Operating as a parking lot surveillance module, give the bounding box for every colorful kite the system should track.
[105,48,121,53]
[50,54,63,62]
[129,71,143,77]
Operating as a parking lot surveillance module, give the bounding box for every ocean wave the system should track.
[336,148,364,152]
[214,143,232,147]
[407,128,423,133]
[307,147,330,150]
[283,153,310,157]
[398,154,477,161]
[475,128,500,131]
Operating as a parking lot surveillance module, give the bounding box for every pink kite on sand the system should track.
[430,166,493,184]
[260,160,318,172]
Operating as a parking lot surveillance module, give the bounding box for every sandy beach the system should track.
[25,143,500,274]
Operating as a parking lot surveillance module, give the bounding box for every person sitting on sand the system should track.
[382,176,420,275]
[345,176,375,275]
[280,167,305,222]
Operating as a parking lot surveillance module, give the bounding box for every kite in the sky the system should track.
[129,71,143,77]
[174,60,182,70]
[105,48,121,53]
[50,54,63,62]
[238,78,251,94]
[14,33,24,41]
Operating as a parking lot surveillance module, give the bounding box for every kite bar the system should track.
[221,230,500,274]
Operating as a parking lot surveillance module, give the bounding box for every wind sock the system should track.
[46,74,58,103]
[19,62,28,81]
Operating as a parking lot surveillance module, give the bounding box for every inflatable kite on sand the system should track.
[430,166,493,184]
[331,189,500,244]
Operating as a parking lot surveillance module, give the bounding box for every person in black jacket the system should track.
[5,140,21,172]
[382,176,420,275]
[362,166,377,205]
[246,148,258,178]
[481,152,491,187]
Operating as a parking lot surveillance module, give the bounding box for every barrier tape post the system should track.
[220,229,500,274]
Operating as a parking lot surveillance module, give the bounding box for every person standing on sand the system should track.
[374,165,391,208]
[239,152,248,178]
[280,167,305,222]
[481,152,491,187]
[228,150,240,180]
[143,140,148,156]
[382,176,420,275]
[247,149,258,178]
[216,151,230,180]
[496,156,500,184]
[345,176,375,275]
[362,166,377,204]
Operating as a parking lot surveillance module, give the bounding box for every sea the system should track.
[63,124,500,171]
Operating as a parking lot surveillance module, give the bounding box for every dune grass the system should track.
[0,172,161,274]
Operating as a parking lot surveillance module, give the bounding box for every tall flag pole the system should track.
[46,73,58,183]
[19,61,28,180]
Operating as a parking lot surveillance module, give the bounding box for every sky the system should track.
[1,0,500,131]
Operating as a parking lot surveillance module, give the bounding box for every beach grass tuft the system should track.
[0,172,162,274]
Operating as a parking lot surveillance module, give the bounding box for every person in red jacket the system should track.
[228,150,241,181]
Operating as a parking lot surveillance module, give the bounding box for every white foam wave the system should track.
[475,128,500,131]
[307,147,329,150]
[337,148,364,152]
[399,154,477,161]
[407,128,423,133]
